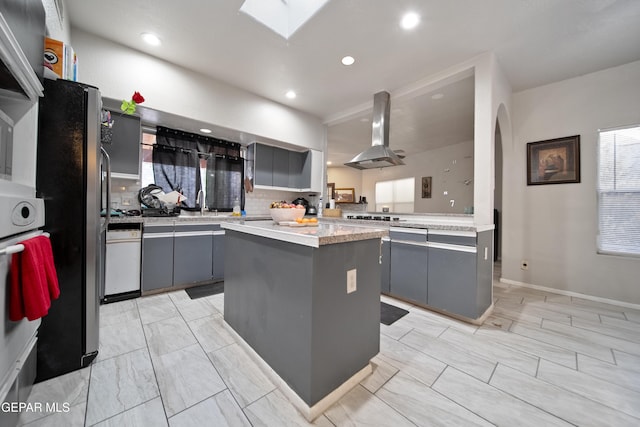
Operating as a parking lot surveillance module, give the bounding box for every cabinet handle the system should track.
[392,240,430,248]
[427,242,477,253]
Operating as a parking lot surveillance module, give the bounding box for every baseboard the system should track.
[499,278,640,311]
[222,320,372,422]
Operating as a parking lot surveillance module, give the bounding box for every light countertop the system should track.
[107,215,270,225]
[320,217,494,232]
[221,220,388,248]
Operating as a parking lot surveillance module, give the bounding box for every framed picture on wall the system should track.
[421,176,432,198]
[527,135,580,185]
[335,188,355,203]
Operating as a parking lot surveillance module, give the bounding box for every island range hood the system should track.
[344,91,405,170]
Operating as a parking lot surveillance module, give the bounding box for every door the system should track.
[142,225,174,292]
[390,240,428,304]
[173,224,213,285]
[427,244,477,318]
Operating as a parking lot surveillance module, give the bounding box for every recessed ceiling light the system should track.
[326,161,332,165]
[285,90,297,99]
[400,12,420,30]
[431,93,444,100]
[200,128,212,134]
[141,32,162,46]
[341,56,355,66]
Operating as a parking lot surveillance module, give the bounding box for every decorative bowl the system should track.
[270,208,305,223]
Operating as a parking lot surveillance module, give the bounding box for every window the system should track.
[141,126,243,211]
[375,178,415,212]
[141,131,209,201]
[597,125,640,256]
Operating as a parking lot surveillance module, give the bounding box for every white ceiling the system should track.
[66,0,640,164]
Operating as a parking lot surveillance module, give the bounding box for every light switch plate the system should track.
[347,269,357,294]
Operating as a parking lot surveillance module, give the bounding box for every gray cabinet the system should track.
[384,227,493,321]
[250,142,312,190]
[142,224,174,292]
[142,222,225,292]
[213,227,225,280]
[288,150,311,189]
[380,237,390,293]
[174,224,213,285]
[426,230,493,320]
[272,147,289,187]
[103,111,141,178]
[389,229,429,304]
[254,143,274,186]
[427,245,477,318]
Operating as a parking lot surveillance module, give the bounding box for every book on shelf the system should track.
[44,37,77,81]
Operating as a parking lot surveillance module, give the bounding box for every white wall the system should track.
[503,60,640,304]
[358,140,474,213]
[69,28,324,151]
[327,167,363,201]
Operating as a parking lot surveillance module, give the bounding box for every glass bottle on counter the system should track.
[232,198,241,216]
[317,197,323,217]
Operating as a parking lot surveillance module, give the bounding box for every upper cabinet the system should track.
[0,0,45,102]
[248,142,321,192]
[102,110,141,179]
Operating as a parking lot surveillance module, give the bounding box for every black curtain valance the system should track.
[156,126,241,159]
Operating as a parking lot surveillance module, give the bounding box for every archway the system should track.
[494,103,512,277]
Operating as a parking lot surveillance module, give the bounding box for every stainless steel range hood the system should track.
[344,91,405,170]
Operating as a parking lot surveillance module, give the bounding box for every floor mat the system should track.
[185,282,224,300]
[380,301,409,325]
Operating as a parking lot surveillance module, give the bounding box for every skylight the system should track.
[239,0,331,39]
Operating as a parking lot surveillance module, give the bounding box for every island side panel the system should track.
[310,238,381,405]
[224,230,314,401]
[476,230,494,316]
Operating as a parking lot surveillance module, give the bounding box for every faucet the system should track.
[197,189,206,215]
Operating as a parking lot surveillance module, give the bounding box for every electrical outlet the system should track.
[521,260,529,270]
[347,269,357,294]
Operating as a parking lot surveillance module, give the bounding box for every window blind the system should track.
[597,126,640,256]
[375,178,415,212]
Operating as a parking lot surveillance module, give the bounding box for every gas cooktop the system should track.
[345,215,400,222]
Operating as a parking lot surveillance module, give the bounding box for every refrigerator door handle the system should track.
[101,146,112,231]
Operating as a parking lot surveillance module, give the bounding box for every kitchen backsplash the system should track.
[109,179,314,215]
[245,189,315,215]
[110,178,141,210]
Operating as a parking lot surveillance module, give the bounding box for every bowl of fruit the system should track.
[269,201,306,223]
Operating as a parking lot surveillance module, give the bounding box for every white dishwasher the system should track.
[104,224,142,303]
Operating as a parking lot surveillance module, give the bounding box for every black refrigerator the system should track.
[35,78,109,381]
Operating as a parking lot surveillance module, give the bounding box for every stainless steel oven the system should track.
[0,195,44,427]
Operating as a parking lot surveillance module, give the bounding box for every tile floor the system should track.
[17,269,640,426]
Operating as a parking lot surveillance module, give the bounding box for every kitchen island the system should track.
[221,220,387,420]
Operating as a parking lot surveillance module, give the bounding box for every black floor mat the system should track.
[185,282,224,300]
[381,301,409,325]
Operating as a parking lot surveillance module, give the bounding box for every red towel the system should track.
[9,235,60,321]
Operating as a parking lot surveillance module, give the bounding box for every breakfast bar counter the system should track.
[221,220,387,420]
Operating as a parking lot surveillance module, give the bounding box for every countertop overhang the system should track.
[221,220,388,248]
[320,217,494,232]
